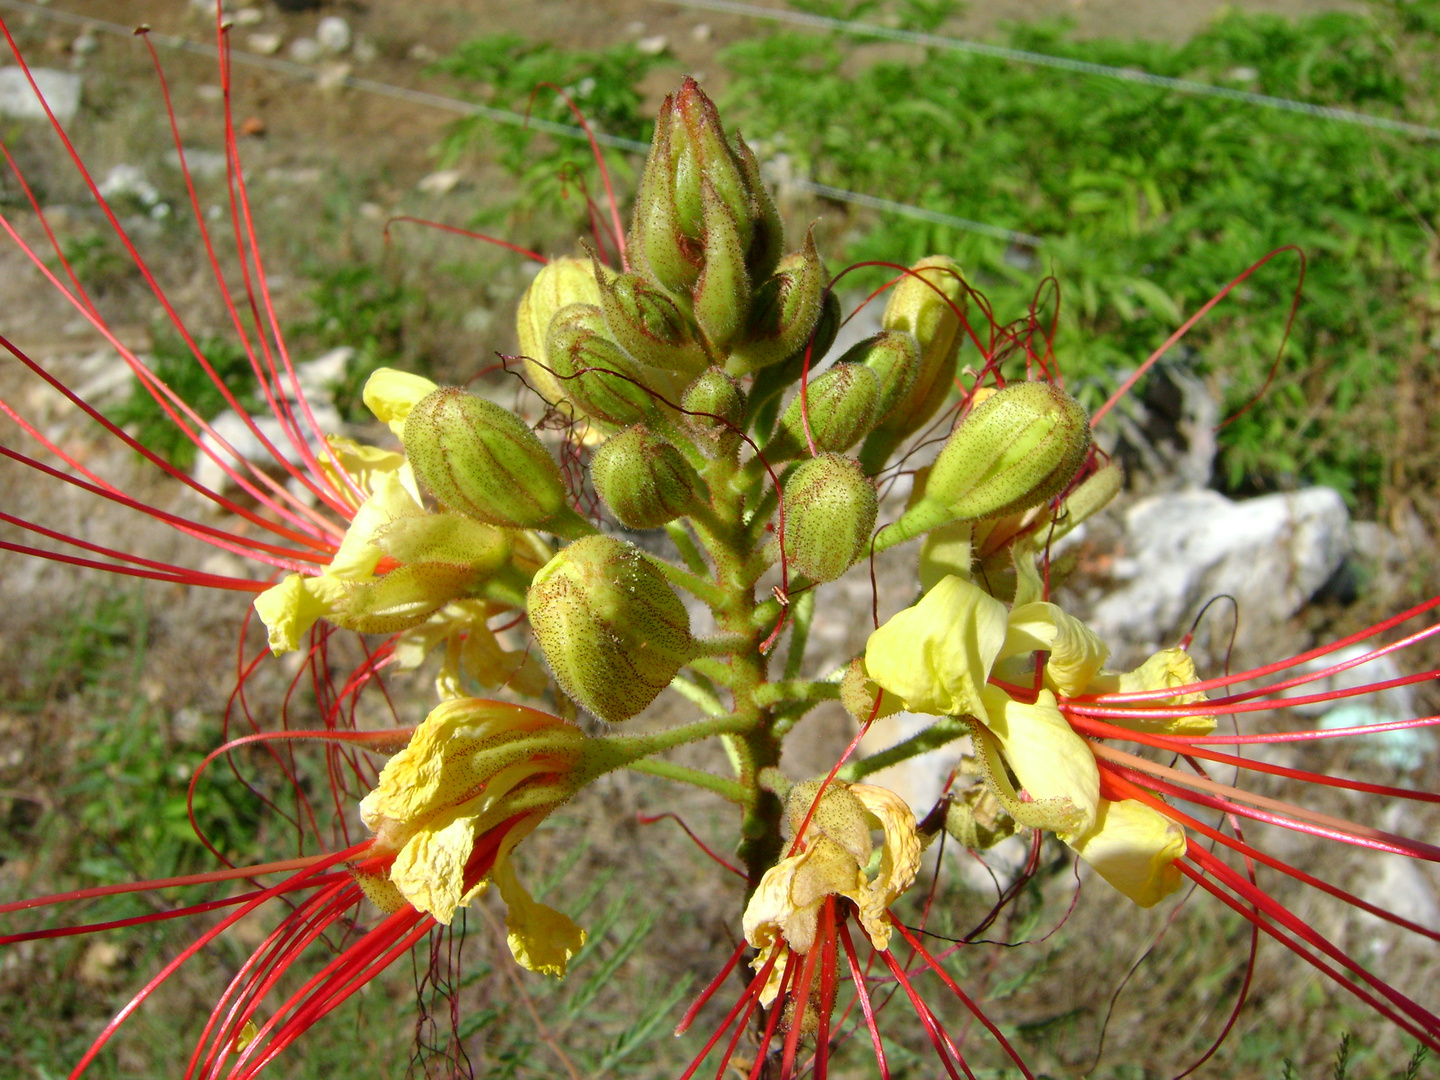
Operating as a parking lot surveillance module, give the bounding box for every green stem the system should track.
[692,633,753,658]
[781,588,815,681]
[670,673,728,718]
[546,505,603,542]
[643,552,725,607]
[580,713,750,783]
[665,520,710,576]
[626,759,746,802]
[838,715,969,782]
[752,678,839,708]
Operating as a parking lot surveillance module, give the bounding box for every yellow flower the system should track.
[743,780,921,1005]
[864,573,1186,907]
[363,367,441,439]
[1083,648,1217,735]
[360,698,588,977]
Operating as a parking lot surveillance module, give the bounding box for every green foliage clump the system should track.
[714,4,1440,506]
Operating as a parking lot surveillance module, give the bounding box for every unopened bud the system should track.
[595,267,709,377]
[1052,461,1122,540]
[781,453,877,582]
[745,287,842,426]
[591,425,700,529]
[547,304,661,428]
[877,382,1091,549]
[859,256,967,471]
[516,257,605,403]
[767,363,880,462]
[404,388,568,528]
[727,231,827,375]
[527,535,694,722]
[838,331,919,425]
[682,367,745,456]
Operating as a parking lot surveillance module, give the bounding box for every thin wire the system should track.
[653,0,1440,142]
[0,0,1042,246]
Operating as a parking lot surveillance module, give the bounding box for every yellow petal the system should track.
[1010,535,1045,609]
[363,367,440,438]
[917,519,972,593]
[388,810,479,923]
[1002,601,1109,698]
[850,784,922,950]
[328,471,423,581]
[253,572,347,655]
[976,685,1099,841]
[865,574,1008,718]
[1085,648,1217,735]
[1068,798,1186,907]
[320,435,408,506]
[493,852,586,978]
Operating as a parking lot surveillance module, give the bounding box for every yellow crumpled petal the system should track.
[975,685,1099,842]
[1084,648,1217,735]
[850,784,921,949]
[319,435,412,508]
[363,367,440,438]
[1068,797,1186,907]
[743,840,862,957]
[865,574,1008,719]
[387,808,486,923]
[253,572,348,654]
[1002,601,1110,698]
[493,843,586,978]
[751,942,791,1008]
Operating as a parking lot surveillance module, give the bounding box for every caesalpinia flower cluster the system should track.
[1,16,1438,1078]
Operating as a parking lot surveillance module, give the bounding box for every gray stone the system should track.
[0,68,81,123]
[316,17,351,55]
[1089,486,1349,653]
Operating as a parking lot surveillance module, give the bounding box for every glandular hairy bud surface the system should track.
[767,363,881,462]
[926,381,1091,521]
[404,388,568,528]
[682,367,745,456]
[859,255,967,471]
[727,231,827,375]
[546,304,661,428]
[782,453,878,583]
[516,256,605,403]
[840,330,920,425]
[527,535,694,722]
[596,266,709,377]
[591,425,700,529]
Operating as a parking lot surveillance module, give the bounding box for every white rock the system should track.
[692,23,713,42]
[1358,856,1440,938]
[315,63,352,93]
[247,33,283,57]
[0,68,81,123]
[1089,487,1349,653]
[289,37,322,64]
[233,8,264,27]
[637,35,669,56]
[417,169,462,196]
[166,148,228,180]
[316,16,351,54]
[97,164,161,208]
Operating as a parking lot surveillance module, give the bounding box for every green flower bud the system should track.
[527,535,694,722]
[727,231,827,376]
[682,366,745,456]
[404,388,568,528]
[877,382,1091,548]
[766,363,880,463]
[858,256,967,471]
[628,79,782,316]
[781,453,878,583]
[516,257,605,403]
[546,303,660,428]
[746,287,842,433]
[591,425,701,529]
[837,330,919,425]
[595,265,709,377]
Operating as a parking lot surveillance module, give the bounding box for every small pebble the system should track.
[247,32,282,56]
[637,35,668,56]
[288,36,321,64]
[316,16,351,54]
[691,23,712,42]
[233,8,264,26]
